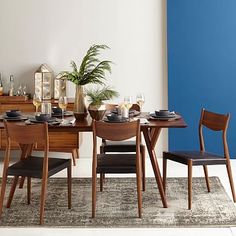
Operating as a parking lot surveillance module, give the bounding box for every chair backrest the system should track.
[4,121,48,144]
[93,120,141,155]
[199,108,230,157]
[4,121,49,160]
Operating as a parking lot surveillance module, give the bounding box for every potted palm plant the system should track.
[58,44,112,120]
[86,86,119,120]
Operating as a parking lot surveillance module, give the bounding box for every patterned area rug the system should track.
[0,177,236,227]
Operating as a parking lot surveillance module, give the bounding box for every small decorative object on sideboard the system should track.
[0,73,3,96]
[34,64,53,100]
[8,75,14,96]
[54,76,67,99]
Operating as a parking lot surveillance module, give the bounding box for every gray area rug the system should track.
[0,177,236,227]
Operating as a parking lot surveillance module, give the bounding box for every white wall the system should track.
[0,0,168,158]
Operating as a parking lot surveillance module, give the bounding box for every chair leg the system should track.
[19,176,25,189]
[100,173,103,192]
[136,154,142,218]
[188,160,193,210]
[76,148,79,159]
[6,176,19,208]
[92,172,97,218]
[203,165,210,192]
[226,161,236,202]
[163,158,167,193]
[0,175,8,217]
[27,177,31,204]
[141,146,145,191]
[71,149,77,166]
[99,146,106,184]
[67,164,72,209]
[40,177,48,225]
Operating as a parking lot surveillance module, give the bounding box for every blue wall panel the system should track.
[167,0,236,158]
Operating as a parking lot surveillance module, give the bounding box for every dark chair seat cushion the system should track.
[163,151,227,166]
[97,154,136,173]
[7,156,71,178]
[102,140,144,152]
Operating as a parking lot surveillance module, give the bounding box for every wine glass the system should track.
[123,96,132,118]
[124,96,133,110]
[58,96,68,121]
[136,93,145,111]
[16,84,22,96]
[33,94,42,114]
[22,84,27,96]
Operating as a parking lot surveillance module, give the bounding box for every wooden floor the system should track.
[0,156,236,236]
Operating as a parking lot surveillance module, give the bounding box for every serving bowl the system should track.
[155,110,171,117]
[52,106,62,114]
[106,113,122,122]
[6,110,21,117]
[35,113,51,122]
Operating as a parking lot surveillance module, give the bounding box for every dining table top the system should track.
[0,112,187,132]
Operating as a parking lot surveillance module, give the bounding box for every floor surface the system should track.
[0,156,236,236]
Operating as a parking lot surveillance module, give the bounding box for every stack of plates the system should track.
[149,112,180,121]
[0,115,28,121]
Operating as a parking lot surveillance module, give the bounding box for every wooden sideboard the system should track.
[0,97,79,166]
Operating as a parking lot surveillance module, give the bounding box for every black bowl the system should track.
[52,106,62,114]
[6,110,21,117]
[35,113,51,122]
[106,114,122,122]
[155,110,170,117]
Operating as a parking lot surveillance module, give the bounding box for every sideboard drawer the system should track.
[35,132,79,151]
[0,104,35,113]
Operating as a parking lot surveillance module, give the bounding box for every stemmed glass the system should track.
[22,84,27,96]
[33,94,42,114]
[58,96,68,121]
[123,96,132,118]
[124,96,133,110]
[136,93,145,111]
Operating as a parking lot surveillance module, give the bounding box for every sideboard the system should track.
[0,97,79,166]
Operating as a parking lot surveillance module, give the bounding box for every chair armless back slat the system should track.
[94,120,140,141]
[200,108,229,131]
[4,121,48,144]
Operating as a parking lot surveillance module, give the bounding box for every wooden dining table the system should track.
[0,112,187,208]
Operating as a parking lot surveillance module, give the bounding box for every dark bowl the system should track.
[155,109,170,117]
[52,106,62,114]
[6,110,21,117]
[35,113,51,122]
[106,114,122,121]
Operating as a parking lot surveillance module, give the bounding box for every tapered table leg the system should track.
[142,127,168,208]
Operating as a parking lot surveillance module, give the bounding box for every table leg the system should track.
[142,127,168,208]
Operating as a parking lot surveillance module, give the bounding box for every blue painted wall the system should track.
[167,0,236,158]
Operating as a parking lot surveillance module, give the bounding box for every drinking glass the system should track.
[58,96,68,120]
[16,84,22,96]
[124,96,133,110]
[22,84,27,96]
[136,93,145,111]
[33,94,42,114]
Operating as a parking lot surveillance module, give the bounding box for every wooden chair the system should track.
[92,120,142,218]
[0,121,72,225]
[163,108,236,209]
[100,104,146,191]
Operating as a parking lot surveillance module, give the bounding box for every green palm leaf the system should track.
[86,86,119,106]
[57,44,112,86]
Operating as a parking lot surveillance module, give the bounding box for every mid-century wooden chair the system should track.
[163,108,236,209]
[92,120,142,218]
[0,121,72,225]
[100,103,146,191]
